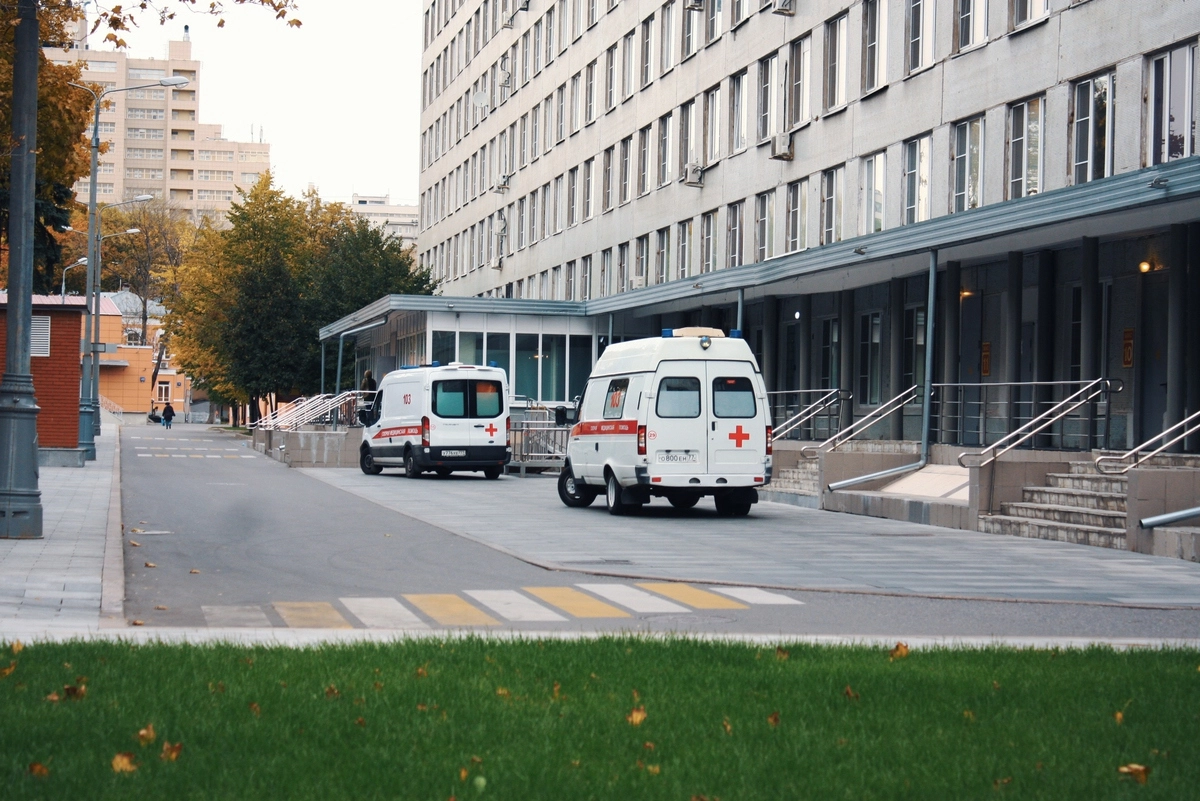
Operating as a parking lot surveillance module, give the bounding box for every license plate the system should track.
[656,451,698,463]
[441,450,466,457]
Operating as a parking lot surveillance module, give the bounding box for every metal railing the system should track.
[769,389,849,442]
[932,380,1121,451]
[1140,506,1200,529]
[251,391,376,431]
[800,386,918,459]
[958,378,1122,470]
[1095,408,1200,474]
[511,419,570,465]
[98,395,124,425]
[250,396,320,430]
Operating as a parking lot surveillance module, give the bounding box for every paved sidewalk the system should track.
[0,433,120,635]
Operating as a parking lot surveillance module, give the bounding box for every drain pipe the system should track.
[828,249,938,492]
[1140,505,1200,529]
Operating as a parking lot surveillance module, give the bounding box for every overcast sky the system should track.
[100,0,422,205]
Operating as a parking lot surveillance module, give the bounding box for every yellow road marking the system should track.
[524,586,631,618]
[273,601,353,628]
[402,594,499,626]
[637,583,749,609]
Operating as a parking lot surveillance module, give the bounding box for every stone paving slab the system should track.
[302,468,1200,608]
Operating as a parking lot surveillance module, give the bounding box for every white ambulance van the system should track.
[357,363,511,479]
[558,328,772,516]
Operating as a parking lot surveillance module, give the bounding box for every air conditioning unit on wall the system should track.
[493,172,510,193]
[628,275,646,290]
[769,133,793,161]
[684,0,704,10]
[772,0,795,15]
[684,163,704,187]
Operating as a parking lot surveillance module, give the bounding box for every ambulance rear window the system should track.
[433,380,505,419]
[602,378,629,420]
[656,377,701,418]
[712,376,756,418]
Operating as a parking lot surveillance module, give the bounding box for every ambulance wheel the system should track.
[605,473,630,516]
[435,468,452,478]
[559,468,597,508]
[404,450,422,478]
[714,495,751,517]
[483,467,502,480]
[359,448,383,475]
[668,494,699,510]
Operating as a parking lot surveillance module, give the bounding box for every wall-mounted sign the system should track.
[981,342,991,377]
[1122,328,1134,368]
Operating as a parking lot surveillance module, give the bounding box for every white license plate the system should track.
[441,450,467,457]
[656,451,698,463]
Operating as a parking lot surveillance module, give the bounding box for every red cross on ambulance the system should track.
[728,425,751,448]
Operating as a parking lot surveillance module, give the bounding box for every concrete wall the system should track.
[1126,468,1200,563]
[253,428,361,468]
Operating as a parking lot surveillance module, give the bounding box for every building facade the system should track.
[45,32,271,226]
[349,194,420,248]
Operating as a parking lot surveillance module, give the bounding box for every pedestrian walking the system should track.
[360,370,377,393]
[162,402,175,430]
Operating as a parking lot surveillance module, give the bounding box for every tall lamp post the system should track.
[60,257,88,302]
[70,75,188,461]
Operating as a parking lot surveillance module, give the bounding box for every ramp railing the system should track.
[800,386,918,459]
[770,389,849,442]
[1095,408,1200,474]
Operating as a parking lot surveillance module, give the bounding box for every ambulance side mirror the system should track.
[554,406,568,427]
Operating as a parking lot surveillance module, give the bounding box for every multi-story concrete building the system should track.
[46,28,271,226]
[349,194,420,248]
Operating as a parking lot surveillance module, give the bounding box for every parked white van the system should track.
[559,328,772,516]
[358,363,510,478]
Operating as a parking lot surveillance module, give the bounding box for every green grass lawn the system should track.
[2,638,1197,799]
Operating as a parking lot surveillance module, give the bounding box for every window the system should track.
[534,19,544,73]
[1009,96,1043,198]
[727,200,745,268]
[820,166,843,244]
[953,117,984,211]
[605,44,618,110]
[754,191,773,262]
[637,126,651,195]
[585,61,597,122]
[858,311,883,405]
[657,113,672,186]
[640,15,655,87]
[902,134,931,223]
[620,136,633,202]
[956,0,986,51]
[682,2,696,58]
[433,379,505,419]
[570,74,581,133]
[531,103,541,159]
[635,235,649,283]
[705,0,722,44]
[825,14,848,109]
[657,377,701,417]
[583,158,595,219]
[785,179,808,252]
[863,151,885,233]
[757,55,777,142]
[529,190,540,243]
[655,227,670,283]
[903,306,927,390]
[730,71,748,151]
[676,218,693,279]
[862,0,887,92]
[556,85,566,142]
[618,243,629,292]
[679,100,697,174]
[581,255,592,300]
[820,318,840,389]
[731,0,747,26]
[1072,73,1113,184]
[788,36,812,127]
[603,146,614,210]
[601,248,612,296]
[1149,44,1196,165]
[519,114,529,167]
[713,376,756,417]
[603,377,630,418]
[701,209,717,273]
[660,2,675,73]
[704,85,721,163]
[1012,0,1047,28]
[907,0,934,73]
[622,30,636,98]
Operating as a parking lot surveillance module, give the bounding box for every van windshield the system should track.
[712,376,756,418]
[432,379,505,419]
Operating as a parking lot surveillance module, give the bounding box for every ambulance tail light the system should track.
[637,425,647,456]
[506,416,512,447]
[765,426,773,456]
[421,416,430,447]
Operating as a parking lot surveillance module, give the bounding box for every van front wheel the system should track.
[605,473,630,516]
[359,448,383,476]
[559,468,597,508]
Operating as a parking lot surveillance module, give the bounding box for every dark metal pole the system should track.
[1165,224,1187,452]
[320,339,326,395]
[78,86,102,460]
[0,0,43,538]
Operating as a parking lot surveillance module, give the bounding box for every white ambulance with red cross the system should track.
[558,328,772,516]
[358,363,511,479]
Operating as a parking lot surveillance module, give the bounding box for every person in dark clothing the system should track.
[360,370,377,392]
[162,402,176,430]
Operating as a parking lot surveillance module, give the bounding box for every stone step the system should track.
[1046,472,1128,494]
[979,515,1126,550]
[1085,452,1200,471]
[1001,502,1126,529]
[1021,486,1127,512]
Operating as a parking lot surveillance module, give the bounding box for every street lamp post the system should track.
[72,71,187,461]
[60,257,88,302]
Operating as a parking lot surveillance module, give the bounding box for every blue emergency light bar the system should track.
[662,329,673,337]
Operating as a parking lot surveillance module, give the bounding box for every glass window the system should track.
[1149,45,1194,165]
[432,330,456,364]
[858,311,882,405]
[1009,96,1043,198]
[1072,73,1113,184]
[862,0,886,92]
[433,380,467,417]
[786,178,807,252]
[825,14,847,109]
[569,335,592,400]
[907,0,934,73]
[515,333,540,399]
[788,36,811,127]
[729,70,747,151]
[542,334,566,401]
[460,331,484,364]
[486,332,510,379]
[863,152,885,233]
[657,376,702,418]
[956,0,986,51]
[603,377,630,418]
[712,376,756,417]
[902,134,931,223]
[953,117,984,211]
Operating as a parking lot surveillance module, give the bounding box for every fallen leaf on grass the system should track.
[129,541,141,547]
[28,762,49,777]
[372,681,383,691]
[189,569,200,574]
[325,685,340,699]
[130,528,144,534]
[416,703,428,712]
[249,702,261,717]
[111,752,139,773]
[63,684,86,700]
[415,666,428,679]
[767,711,781,727]
[775,647,789,661]
[553,681,561,699]
[495,687,510,698]
[1118,764,1150,784]
[1114,711,1124,725]
[160,741,182,762]
[355,717,366,727]
[131,620,145,626]
[45,692,60,702]
[837,738,849,747]
[0,661,15,679]
[963,709,976,722]
[209,682,225,694]
[460,767,469,782]
[12,640,24,655]
[844,685,860,701]
[643,742,655,751]
[722,717,732,735]
[993,777,1012,789]
[144,562,156,569]
[646,764,661,775]
[137,723,156,745]
[993,681,1001,690]
[626,706,647,726]
[570,760,580,768]
[889,642,910,661]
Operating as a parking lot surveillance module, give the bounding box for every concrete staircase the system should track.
[771,460,820,496]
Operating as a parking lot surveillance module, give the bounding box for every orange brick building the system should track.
[96,291,193,418]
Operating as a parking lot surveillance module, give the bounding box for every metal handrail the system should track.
[1140,505,1200,529]
[957,377,1123,469]
[251,396,321,430]
[98,395,124,425]
[1096,407,1200,475]
[287,391,373,431]
[771,389,849,441]
[800,385,918,459]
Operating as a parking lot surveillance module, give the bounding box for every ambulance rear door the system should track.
[429,375,473,452]
[467,374,506,448]
[647,361,708,476]
[707,362,765,477]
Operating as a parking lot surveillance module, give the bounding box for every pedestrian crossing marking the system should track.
[340,597,429,629]
[273,601,353,629]
[465,590,567,622]
[524,586,631,618]
[403,594,500,626]
[202,605,272,627]
[576,583,690,613]
[638,583,749,610]
[710,587,804,605]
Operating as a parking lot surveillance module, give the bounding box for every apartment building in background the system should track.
[45,29,271,226]
[349,194,420,248]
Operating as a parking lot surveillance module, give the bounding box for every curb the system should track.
[99,429,126,628]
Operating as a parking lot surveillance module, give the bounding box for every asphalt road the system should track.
[120,424,1200,639]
